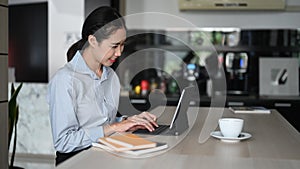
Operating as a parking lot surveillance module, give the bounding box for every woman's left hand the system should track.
[127,111,158,131]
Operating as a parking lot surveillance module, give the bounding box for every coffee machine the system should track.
[225,52,249,95]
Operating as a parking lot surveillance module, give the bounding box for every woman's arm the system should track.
[48,74,102,153]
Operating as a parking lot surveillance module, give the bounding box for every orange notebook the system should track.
[98,133,157,152]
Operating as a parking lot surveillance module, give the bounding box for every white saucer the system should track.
[210,131,252,143]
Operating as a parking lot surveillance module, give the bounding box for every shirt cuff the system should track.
[84,126,104,142]
[115,115,128,122]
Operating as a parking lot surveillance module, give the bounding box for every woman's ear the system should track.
[88,35,98,48]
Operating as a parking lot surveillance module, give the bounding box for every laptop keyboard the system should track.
[133,125,170,135]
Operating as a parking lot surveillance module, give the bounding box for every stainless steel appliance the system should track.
[225,52,248,95]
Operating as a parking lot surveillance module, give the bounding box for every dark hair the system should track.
[67,6,126,61]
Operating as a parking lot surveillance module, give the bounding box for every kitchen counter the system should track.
[57,106,300,169]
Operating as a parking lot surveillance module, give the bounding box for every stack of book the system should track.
[92,133,168,156]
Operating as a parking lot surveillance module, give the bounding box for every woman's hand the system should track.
[127,111,158,131]
[104,112,158,136]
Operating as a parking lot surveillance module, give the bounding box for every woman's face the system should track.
[94,28,126,67]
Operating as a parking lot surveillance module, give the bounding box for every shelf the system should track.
[135,45,300,53]
[259,95,300,101]
[123,94,300,106]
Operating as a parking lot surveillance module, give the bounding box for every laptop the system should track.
[133,86,194,136]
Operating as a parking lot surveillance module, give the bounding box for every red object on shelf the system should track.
[141,80,149,90]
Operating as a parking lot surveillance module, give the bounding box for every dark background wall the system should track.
[9,2,48,82]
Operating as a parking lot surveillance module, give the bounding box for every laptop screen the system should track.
[169,88,186,128]
[169,86,194,129]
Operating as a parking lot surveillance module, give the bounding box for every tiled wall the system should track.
[0,0,9,168]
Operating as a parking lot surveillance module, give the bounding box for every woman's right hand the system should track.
[104,112,158,136]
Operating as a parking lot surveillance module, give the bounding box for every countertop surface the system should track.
[57,106,300,169]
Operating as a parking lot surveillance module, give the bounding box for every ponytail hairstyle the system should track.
[67,6,126,62]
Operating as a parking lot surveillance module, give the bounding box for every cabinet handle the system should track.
[227,102,244,106]
[130,99,147,104]
[274,103,291,107]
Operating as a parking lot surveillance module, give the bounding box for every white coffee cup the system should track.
[218,118,244,138]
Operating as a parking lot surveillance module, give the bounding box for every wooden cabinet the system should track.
[0,6,8,54]
[0,0,7,6]
[0,1,8,168]
[272,100,300,132]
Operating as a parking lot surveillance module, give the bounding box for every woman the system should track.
[47,6,158,165]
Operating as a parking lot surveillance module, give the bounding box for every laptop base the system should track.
[133,125,170,135]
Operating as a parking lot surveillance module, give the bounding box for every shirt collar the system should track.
[68,51,110,81]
